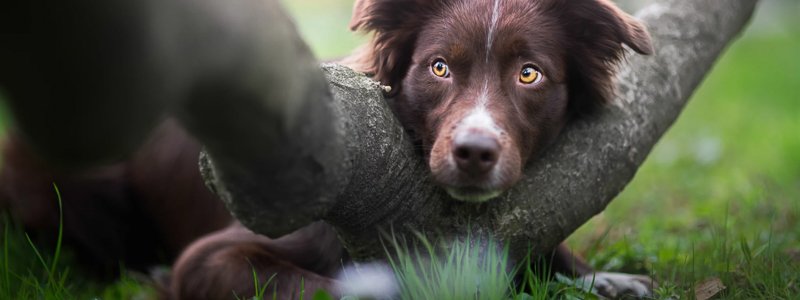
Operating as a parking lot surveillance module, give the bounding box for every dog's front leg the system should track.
[549,244,656,299]
[166,222,344,300]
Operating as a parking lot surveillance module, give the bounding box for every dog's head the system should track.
[350,0,652,202]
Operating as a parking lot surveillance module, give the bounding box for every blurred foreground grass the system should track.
[0,0,798,299]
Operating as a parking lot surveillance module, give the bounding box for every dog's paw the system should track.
[576,272,655,299]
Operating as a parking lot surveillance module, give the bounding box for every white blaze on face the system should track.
[450,80,504,188]
[458,108,501,136]
[458,80,501,134]
[486,0,502,63]
[468,0,503,134]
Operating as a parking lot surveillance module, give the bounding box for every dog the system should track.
[168,0,654,299]
[0,0,654,298]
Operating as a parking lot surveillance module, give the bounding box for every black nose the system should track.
[452,131,500,176]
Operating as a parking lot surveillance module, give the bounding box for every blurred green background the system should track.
[0,0,798,298]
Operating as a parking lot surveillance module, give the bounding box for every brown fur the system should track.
[166,222,343,300]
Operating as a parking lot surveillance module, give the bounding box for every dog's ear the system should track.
[583,0,654,55]
[348,0,447,95]
[561,0,653,114]
[348,0,371,31]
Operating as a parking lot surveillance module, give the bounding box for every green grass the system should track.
[567,17,800,299]
[363,232,601,300]
[1,1,798,299]
[386,232,515,300]
[232,266,277,300]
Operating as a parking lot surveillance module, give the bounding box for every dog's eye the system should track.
[519,66,542,84]
[431,60,450,78]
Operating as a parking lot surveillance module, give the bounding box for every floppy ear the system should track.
[347,0,448,95]
[589,0,654,55]
[561,0,654,114]
[348,0,371,31]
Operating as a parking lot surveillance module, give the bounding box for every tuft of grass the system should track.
[0,185,156,300]
[1,184,71,299]
[25,184,66,297]
[513,251,599,300]
[382,231,605,300]
[385,231,515,300]
[233,262,277,300]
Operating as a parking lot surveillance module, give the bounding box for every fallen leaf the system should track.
[694,277,726,300]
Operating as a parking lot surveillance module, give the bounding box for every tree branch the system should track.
[204,0,759,259]
[0,0,347,234]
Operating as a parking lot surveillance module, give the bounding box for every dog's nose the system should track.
[452,132,500,176]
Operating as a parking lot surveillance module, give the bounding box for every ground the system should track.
[0,0,798,299]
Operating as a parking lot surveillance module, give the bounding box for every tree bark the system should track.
[204,0,759,260]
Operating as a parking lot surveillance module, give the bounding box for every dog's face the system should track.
[350,0,652,202]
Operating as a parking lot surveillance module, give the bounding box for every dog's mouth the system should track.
[444,186,503,203]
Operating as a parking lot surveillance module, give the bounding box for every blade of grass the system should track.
[49,183,63,280]
[300,277,305,300]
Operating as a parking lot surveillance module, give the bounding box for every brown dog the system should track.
[168,0,654,299]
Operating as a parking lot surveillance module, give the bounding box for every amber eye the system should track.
[431,59,450,77]
[519,65,542,84]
